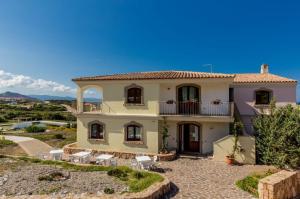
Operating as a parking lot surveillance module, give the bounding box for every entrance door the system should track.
[179,123,200,153]
[177,86,200,115]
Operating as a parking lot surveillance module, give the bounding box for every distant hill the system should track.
[0,91,37,100]
[29,94,75,101]
[29,94,100,102]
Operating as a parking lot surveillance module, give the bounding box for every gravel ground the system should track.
[0,160,127,196]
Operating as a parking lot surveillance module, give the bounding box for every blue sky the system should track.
[0,0,299,100]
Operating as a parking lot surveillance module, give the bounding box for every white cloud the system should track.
[0,70,76,95]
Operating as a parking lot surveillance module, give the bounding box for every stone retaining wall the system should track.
[258,170,300,199]
[63,142,177,161]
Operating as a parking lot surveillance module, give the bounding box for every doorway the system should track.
[178,123,201,153]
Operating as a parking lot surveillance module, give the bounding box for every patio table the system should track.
[96,154,114,165]
[71,151,92,163]
[135,156,152,169]
[49,149,64,160]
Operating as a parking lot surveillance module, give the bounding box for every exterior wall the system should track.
[160,80,230,105]
[77,80,160,115]
[213,135,256,164]
[166,121,230,154]
[233,83,297,116]
[77,115,160,154]
[258,170,300,199]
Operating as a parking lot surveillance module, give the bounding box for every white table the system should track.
[71,151,91,163]
[135,156,152,169]
[96,154,114,165]
[49,149,64,160]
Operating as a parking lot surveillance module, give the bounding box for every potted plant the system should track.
[225,121,243,165]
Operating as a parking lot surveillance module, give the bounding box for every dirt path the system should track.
[4,136,53,157]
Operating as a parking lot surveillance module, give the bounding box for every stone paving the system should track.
[158,157,273,199]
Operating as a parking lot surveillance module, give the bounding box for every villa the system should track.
[71,64,297,159]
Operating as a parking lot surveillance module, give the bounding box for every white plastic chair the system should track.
[131,159,139,169]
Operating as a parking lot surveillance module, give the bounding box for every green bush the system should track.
[25,125,47,133]
[38,172,64,181]
[133,171,145,179]
[254,104,300,169]
[0,116,7,123]
[107,168,128,180]
[104,187,115,194]
[53,134,64,139]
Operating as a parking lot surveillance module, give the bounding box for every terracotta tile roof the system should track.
[72,71,235,81]
[234,73,297,83]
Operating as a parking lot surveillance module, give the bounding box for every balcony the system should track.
[159,101,234,116]
[82,102,102,113]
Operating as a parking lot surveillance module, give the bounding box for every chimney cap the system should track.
[261,64,269,74]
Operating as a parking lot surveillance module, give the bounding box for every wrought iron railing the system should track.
[159,101,233,116]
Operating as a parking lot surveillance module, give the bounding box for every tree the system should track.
[254,104,300,169]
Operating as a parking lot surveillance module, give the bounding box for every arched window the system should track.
[255,90,271,105]
[89,121,105,139]
[125,122,142,141]
[125,84,143,104]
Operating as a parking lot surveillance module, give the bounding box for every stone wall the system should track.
[258,170,300,199]
[63,142,177,161]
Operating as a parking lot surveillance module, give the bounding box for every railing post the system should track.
[230,102,234,116]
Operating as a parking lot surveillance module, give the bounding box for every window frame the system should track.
[88,121,105,140]
[124,121,143,144]
[254,89,272,105]
[124,84,144,105]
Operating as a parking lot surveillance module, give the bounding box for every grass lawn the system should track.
[236,169,277,197]
[0,155,164,194]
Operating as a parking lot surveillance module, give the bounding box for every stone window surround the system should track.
[123,121,144,145]
[124,84,145,106]
[88,120,106,141]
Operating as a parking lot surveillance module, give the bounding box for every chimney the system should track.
[260,64,269,74]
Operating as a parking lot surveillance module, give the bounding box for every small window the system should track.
[89,122,104,139]
[127,87,142,104]
[125,124,142,141]
[255,90,271,105]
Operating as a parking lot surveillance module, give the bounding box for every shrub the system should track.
[0,116,7,123]
[53,134,64,139]
[107,168,128,180]
[133,171,145,179]
[104,187,115,194]
[25,125,46,133]
[38,172,64,181]
[254,104,300,169]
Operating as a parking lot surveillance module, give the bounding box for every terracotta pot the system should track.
[225,156,234,165]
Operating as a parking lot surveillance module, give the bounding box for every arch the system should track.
[124,84,144,105]
[88,120,105,140]
[176,84,201,114]
[254,88,273,105]
[124,121,143,141]
[80,86,102,112]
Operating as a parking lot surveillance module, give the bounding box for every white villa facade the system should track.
[72,64,297,156]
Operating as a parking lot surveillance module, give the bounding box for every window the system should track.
[125,123,142,141]
[255,90,271,105]
[89,122,104,139]
[127,87,142,104]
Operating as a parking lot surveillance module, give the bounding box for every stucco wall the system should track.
[213,135,256,164]
[77,115,160,154]
[76,81,160,115]
[166,121,230,154]
[160,81,230,105]
[233,83,297,116]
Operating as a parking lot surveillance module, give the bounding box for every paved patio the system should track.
[157,157,272,199]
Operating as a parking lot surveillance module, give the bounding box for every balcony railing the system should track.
[82,102,102,112]
[159,101,233,116]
